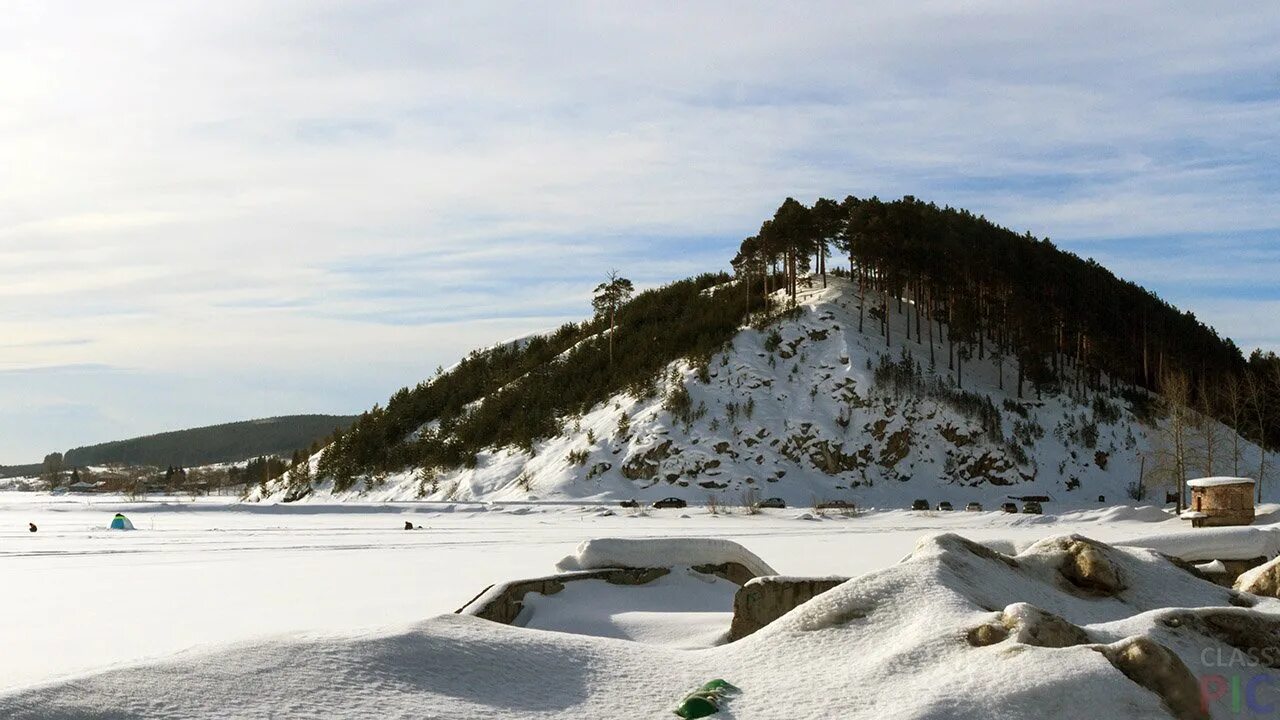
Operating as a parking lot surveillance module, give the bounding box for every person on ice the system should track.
[28,523,37,533]
[109,513,135,530]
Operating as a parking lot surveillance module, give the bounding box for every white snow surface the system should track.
[555,536,776,576]
[7,493,1278,696]
[6,499,1280,719]
[1187,476,1256,487]
[516,566,738,648]
[1195,559,1227,574]
[1114,526,1280,561]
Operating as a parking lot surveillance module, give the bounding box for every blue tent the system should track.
[109,513,135,530]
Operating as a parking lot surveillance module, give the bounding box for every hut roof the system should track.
[1187,476,1255,488]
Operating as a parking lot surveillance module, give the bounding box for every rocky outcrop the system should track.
[1166,608,1280,669]
[620,439,674,481]
[727,576,847,641]
[966,622,1008,647]
[1093,637,1208,720]
[693,562,760,587]
[1002,603,1090,648]
[1233,555,1280,597]
[1058,537,1124,596]
[457,567,670,625]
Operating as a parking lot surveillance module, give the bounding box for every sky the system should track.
[2,2,1279,463]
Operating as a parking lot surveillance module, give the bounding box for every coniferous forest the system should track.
[61,415,356,469]
[734,195,1280,456]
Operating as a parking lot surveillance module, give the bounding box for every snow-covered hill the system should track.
[256,276,1276,509]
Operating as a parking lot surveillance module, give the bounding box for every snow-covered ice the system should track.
[6,495,1280,718]
[7,490,1280,719]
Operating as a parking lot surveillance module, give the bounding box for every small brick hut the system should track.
[1185,477,1255,527]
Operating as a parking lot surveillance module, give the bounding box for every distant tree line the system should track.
[60,415,355,468]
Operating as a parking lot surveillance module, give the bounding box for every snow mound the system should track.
[1085,505,1174,524]
[555,537,776,577]
[517,568,738,648]
[1115,527,1280,561]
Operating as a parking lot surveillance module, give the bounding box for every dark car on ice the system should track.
[652,497,688,509]
[911,499,930,511]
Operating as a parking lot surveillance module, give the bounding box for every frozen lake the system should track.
[0,492,1237,692]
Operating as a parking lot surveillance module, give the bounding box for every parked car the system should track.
[965,502,983,512]
[755,497,786,509]
[619,499,639,508]
[911,499,930,511]
[816,499,854,510]
[1001,502,1018,513]
[936,501,954,511]
[652,497,687,509]
[1022,500,1043,515]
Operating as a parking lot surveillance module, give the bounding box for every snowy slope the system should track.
[256,276,1276,509]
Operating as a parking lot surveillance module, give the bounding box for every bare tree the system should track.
[1223,374,1246,476]
[1246,370,1271,502]
[1196,377,1222,478]
[1152,370,1192,513]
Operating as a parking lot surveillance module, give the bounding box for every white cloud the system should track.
[1,1,1278,461]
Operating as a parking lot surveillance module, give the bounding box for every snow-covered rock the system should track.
[1234,555,1280,598]
[555,537,776,578]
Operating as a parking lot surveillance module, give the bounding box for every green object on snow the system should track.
[698,680,738,695]
[674,695,719,719]
[673,679,739,718]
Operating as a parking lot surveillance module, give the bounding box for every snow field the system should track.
[7,505,1280,718]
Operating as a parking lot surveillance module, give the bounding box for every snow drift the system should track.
[555,537,776,577]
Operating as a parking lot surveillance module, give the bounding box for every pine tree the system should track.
[592,270,635,369]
